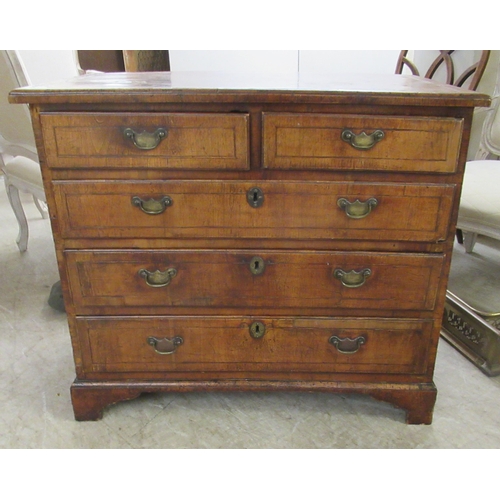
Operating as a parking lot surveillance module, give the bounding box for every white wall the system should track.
[298,50,400,74]
[170,50,299,72]
[17,50,79,85]
[169,50,401,74]
[15,50,408,84]
[16,50,402,85]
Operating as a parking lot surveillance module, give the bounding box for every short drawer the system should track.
[40,112,249,170]
[76,316,433,375]
[263,113,463,172]
[65,250,444,313]
[53,180,456,243]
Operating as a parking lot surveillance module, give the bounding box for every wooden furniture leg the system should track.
[70,380,437,424]
[71,381,143,421]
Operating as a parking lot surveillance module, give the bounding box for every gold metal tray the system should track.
[441,291,500,376]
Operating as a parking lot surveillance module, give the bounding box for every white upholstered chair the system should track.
[395,50,500,251]
[457,72,500,253]
[0,50,48,253]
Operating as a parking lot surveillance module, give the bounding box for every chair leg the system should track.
[5,182,29,252]
[463,231,478,253]
[33,196,49,219]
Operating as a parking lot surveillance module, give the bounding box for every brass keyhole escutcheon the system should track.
[249,321,266,339]
[249,256,265,275]
[247,187,264,208]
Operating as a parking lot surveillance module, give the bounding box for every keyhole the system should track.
[247,187,264,208]
[249,256,265,275]
[250,321,266,339]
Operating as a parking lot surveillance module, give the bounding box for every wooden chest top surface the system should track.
[9,71,491,107]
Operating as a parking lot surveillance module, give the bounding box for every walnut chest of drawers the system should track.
[11,72,489,424]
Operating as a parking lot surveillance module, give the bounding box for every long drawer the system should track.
[76,316,433,375]
[53,180,456,243]
[66,250,444,313]
[40,112,250,170]
[263,113,463,172]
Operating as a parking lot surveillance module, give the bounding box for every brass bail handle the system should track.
[341,129,385,150]
[139,268,177,287]
[132,195,172,215]
[124,127,168,150]
[334,268,371,288]
[329,335,366,354]
[147,336,183,355]
[337,198,378,219]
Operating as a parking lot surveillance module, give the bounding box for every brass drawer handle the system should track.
[337,197,378,219]
[147,336,183,355]
[123,127,167,150]
[132,195,172,215]
[249,321,266,339]
[329,335,366,354]
[334,268,371,288]
[341,129,385,150]
[139,268,177,287]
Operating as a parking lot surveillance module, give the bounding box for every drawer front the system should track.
[40,112,249,170]
[263,113,463,172]
[66,250,444,313]
[53,180,455,243]
[76,316,433,375]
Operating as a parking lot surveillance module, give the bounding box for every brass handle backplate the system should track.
[132,196,172,215]
[139,268,177,287]
[329,335,366,354]
[337,198,378,219]
[334,268,371,288]
[124,127,167,150]
[249,321,266,339]
[341,129,385,150]
[147,336,183,355]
